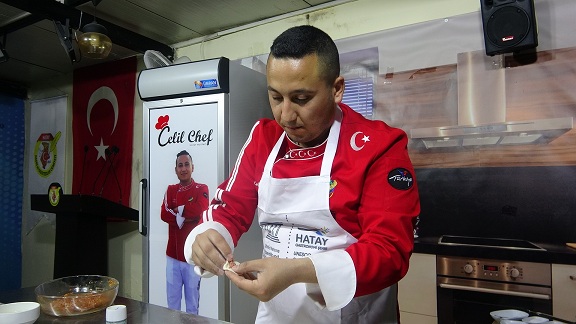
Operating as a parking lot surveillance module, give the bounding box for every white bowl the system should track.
[0,301,41,324]
[523,316,551,323]
[491,309,530,322]
[501,320,526,324]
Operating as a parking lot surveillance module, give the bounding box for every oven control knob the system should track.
[463,264,474,274]
[510,268,520,278]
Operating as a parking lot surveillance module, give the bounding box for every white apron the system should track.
[255,109,398,324]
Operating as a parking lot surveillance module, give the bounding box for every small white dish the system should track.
[501,320,526,324]
[522,316,550,323]
[491,309,530,322]
[0,301,40,324]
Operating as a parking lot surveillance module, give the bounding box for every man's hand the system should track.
[191,229,233,276]
[225,257,317,302]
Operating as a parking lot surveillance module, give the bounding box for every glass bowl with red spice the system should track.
[35,275,118,316]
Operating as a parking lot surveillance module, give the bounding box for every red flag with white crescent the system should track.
[72,57,136,207]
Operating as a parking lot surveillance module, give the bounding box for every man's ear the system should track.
[333,76,345,103]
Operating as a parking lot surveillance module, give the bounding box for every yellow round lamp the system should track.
[79,21,112,59]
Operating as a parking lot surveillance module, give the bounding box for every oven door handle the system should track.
[438,283,551,300]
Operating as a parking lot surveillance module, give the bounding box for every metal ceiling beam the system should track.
[0,14,42,34]
[0,0,91,35]
[0,0,174,59]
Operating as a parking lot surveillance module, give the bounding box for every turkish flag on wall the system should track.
[72,57,136,207]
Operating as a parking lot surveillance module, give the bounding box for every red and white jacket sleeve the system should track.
[308,119,420,310]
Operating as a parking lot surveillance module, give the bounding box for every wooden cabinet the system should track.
[552,263,576,323]
[398,253,437,324]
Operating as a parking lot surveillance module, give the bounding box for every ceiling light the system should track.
[78,21,112,59]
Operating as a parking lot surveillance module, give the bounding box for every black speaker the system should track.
[480,0,538,56]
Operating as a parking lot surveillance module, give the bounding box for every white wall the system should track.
[22,0,479,300]
[176,0,479,61]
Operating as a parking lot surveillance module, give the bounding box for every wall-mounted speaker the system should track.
[480,0,538,56]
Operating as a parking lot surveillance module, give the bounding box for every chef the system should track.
[184,25,420,323]
[161,150,209,314]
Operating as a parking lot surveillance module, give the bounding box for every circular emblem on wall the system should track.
[33,131,61,178]
[48,182,63,207]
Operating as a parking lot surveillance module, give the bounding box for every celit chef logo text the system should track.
[155,115,214,147]
[387,168,414,190]
[33,131,61,178]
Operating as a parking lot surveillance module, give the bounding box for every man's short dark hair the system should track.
[176,150,192,165]
[269,25,340,85]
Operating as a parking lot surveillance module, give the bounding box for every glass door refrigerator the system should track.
[138,57,269,322]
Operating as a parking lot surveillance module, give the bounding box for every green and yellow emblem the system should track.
[48,183,62,207]
[33,131,61,178]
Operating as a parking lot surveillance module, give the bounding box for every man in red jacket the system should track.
[184,26,420,323]
[161,150,209,314]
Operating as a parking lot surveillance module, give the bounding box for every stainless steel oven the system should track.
[436,236,552,324]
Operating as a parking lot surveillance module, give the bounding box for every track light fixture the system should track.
[54,19,77,63]
[78,0,112,59]
[0,35,8,64]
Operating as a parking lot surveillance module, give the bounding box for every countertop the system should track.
[414,236,576,265]
[0,286,230,324]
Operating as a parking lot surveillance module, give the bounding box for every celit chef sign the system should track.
[155,115,214,147]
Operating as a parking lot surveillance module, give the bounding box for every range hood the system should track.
[410,51,573,149]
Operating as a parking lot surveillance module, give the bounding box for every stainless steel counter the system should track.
[0,287,230,324]
[414,236,576,265]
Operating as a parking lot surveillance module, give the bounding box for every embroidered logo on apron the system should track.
[329,179,337,197]
[262,222,282,243]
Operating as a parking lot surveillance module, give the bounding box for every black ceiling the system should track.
[0,0,342,97]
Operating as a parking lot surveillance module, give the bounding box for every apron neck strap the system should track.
[320,106,341,176]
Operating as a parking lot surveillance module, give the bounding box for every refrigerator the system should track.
[138,57,270,322]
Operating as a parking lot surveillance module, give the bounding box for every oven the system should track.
[436,236,552,324]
